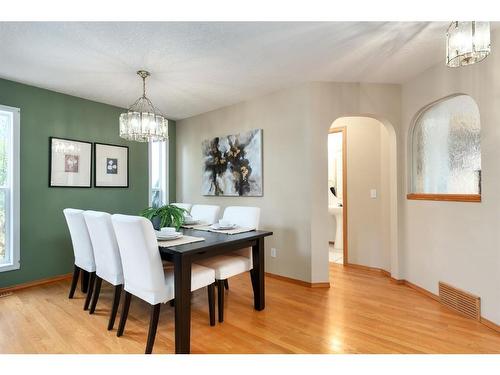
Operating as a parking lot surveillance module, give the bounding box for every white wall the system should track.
[400,29,500,325]
[331,117,391,270]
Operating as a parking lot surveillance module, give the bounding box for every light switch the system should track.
[370,189,377,198]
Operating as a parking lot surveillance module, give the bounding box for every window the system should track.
[408,95,481,202]
[149,140,168,208]
[0,105,20,272]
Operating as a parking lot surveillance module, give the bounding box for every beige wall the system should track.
[331,117,391,270]
[400,29,500,324]
[307,82,401,282]
[177,82,401,284]
[176,30,500,325]
[176,85,313,282]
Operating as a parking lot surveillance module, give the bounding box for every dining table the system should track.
[158,227,273,354]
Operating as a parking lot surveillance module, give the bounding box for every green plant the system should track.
[140,204,187,230]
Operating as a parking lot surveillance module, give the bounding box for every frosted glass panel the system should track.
[412,95,481,194]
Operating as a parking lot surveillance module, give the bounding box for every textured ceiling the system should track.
[0,22,453,119]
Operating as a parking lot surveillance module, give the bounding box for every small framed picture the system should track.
[94,142,129,188]
[49,137,92,188]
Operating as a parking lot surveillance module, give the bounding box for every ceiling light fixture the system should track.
[446,22,491,68]
[119,70,168,142]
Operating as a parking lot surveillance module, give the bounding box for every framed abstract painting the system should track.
[94,142,129,188]
[49,137,92,188]
[202,128,263,196]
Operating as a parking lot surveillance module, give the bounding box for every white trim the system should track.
[148,129,169,207]
[159,140,168,205]
[148,140,153,206]
[165,136,169,203]
[0,104,20,272]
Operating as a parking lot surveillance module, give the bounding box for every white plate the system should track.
[156,232,183,240]
[210,223,238,230]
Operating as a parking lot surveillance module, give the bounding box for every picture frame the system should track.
[49,137,92,188]
[94,142,129,188]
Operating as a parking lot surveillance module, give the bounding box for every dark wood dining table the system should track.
[158,228,273,354]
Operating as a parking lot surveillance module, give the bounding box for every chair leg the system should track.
[217,279,224,323]
[207,283,215,326]
[108,284,122,330]
[145,304,161,354]
[224,279,229,290]
[68,265,80,299]
[117,291,131,337]
[81,270,89,293]
[83,272,96,311]
[89,276,102,314]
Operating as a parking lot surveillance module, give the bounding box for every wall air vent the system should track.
[439,281,480,320]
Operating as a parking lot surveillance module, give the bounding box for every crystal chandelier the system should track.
[119,70,168,142]
[446,22,491,68]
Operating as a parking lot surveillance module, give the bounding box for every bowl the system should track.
[160,227,176,233]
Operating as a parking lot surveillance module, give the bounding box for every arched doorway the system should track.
[328,116,399,276]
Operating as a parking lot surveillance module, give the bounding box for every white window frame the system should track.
[148,139,169,207]
[0,104,20,272]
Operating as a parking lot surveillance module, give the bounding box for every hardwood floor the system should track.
[1,263,499,354]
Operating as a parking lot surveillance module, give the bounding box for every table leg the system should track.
[174,253,192,354]
[81,270,89,293]
[250,237,265,310]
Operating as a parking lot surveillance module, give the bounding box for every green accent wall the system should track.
[0,77,174,288]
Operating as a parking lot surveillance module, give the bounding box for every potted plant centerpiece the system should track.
[140,204,187,231]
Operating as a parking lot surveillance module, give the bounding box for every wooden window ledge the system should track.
[407,193,481,203]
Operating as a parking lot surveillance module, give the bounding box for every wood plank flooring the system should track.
[1,264,499,353]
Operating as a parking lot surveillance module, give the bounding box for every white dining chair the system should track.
[83,211,124,330]
[195,206,260,322]
[190,204,221,225]
[111,214,216,354]
[63,208,96,311]
[171,202,192,212]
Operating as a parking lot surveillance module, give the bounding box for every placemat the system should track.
[181,223,210,229]
[158,235,205,247]
[188,225,212,231]
[191,225,255,235]
[209,227,255,235]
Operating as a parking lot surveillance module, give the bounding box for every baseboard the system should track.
[0,273,72,294]
[310,282,331,288]
[480,317,500,333]
[265,272,330,288]
[342,265,499,334]
[403,280,500,333]
[403,279,440,301]
[345,262,391,277]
